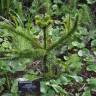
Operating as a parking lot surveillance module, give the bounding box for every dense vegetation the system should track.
[0,0,96,96]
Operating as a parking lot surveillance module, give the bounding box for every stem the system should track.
[5,73,11,91]
[68,0,71,33]
[43,27,48,73]
[44,27,47,49]
[43,54,47,73]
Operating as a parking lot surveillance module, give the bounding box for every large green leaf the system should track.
[87,78,96,89]
[65,54,82,73]
[82,89,91,96]
[91,39,96,47]
[87,64,96,72]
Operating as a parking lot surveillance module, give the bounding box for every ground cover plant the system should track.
[0,0,96,96]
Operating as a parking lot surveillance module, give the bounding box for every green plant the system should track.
[0,13,78,77]
[1,0,96,96]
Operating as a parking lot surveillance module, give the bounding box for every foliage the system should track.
[0,0,96,96]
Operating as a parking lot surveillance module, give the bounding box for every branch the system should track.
[0,22,42,48]
[47,15,79,52]
[0,49,46,60]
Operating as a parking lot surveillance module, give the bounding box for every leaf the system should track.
[66,54,82,73]
[2,41,11,49]
[11,62,26,72]
[72,41,85,48]
[87,0,96,4]
[51,84,59,93]
[82,89,91,96]
[41,82,48,94]
[47,89,55,96]
[91,39,96,47]
[0,78,6,86]
[0,38,3,43]
[52,84,68,95]
[51,84,65,94]
[59,75,71,85]
[0,61,12,72]
[81,48,90,57]
[78,50,83,57]
[87,78,96,89]
[24,73,38,81]
[11,80,18,94]
[87,64,96,72]
[72,41,79,47]
[69,75,83,83]
[85,55,94,64]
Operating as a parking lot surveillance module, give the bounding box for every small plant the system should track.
[1,0,96,96]
[0,13,78,77]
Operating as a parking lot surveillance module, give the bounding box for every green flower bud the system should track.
[35,15,41,20]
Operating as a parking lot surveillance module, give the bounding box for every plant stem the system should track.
[44,27,47,49]
[43,27,48,73]
[5,73,11,91]
[43,54,47,72]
